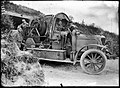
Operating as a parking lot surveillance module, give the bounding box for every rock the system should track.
[1,39,45,86]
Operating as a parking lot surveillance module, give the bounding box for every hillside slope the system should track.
[3,1,45,17]
[74,22,119,57]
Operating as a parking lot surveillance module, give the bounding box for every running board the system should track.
[38,58,73,63]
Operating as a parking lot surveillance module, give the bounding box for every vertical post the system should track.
[72,29,77,51]
[70,29,77,61]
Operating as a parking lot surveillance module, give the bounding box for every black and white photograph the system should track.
[1,0,119,86]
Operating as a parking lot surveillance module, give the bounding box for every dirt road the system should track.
[39,59,119,86]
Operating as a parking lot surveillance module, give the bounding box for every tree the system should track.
[82,19,85,25]
[90,23,95,27]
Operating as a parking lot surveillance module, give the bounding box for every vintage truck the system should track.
[14,12,114,75]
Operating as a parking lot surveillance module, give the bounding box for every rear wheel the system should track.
[80,49,107,75]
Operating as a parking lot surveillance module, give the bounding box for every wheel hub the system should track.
[91,59,97,63]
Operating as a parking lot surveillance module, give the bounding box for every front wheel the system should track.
[80,49,107,75]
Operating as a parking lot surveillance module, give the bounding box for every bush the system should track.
[1,14,14,34]
[1,39,45,86]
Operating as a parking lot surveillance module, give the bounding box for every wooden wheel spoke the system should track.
[87,54,92,60]
[84,58,91,62]
[96,61,104,65]
[80,49,107,74]
[85,63,91,67]
[86,63,93,71]
[94,64,101,69]
[84,58,91,66]
[86,63,92,69]
[92,64,96,71]
[96,55,101,60]
[94,53,97,59]
[89,63,96,72]
[91,53,94,59]
[84,61,90,65]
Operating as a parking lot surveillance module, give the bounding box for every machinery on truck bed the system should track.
[11,12,115,74]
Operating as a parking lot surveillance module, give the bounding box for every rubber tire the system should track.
[80,49,107,75]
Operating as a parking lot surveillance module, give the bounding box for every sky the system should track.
[11,1,119,35]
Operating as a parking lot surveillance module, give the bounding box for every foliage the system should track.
[103,31,119,56]
[74,22,119,57]
[74,22,104,35]
[1,14,14,34]
[1,38,45,86]
[4,1,44,17]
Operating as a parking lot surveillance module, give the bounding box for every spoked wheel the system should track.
[80,49,107,75]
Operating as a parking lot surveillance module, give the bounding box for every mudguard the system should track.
[73,44,107,65]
